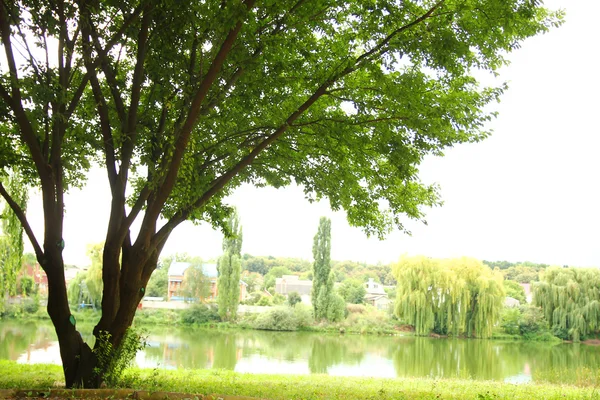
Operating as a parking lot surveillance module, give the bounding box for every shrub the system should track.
[346,304,367,314]
[180,303,220,325]
[326,294,346,322]
[287,292,302,307]
[252,305,313,331]
[501,307,521,335]
[257,295,273,307]
[22,298,39,314]
[519,305,548,337]
[94,328,147,387]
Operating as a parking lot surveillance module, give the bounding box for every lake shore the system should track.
[0,360,596,400]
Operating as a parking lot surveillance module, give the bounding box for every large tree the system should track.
[534,266,600,342]
[0,0,561,387]
[217,209,242,320]
[393,256,505,338]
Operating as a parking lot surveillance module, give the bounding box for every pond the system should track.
[1,320,599,384]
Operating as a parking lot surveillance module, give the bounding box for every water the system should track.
[1,320,599,384]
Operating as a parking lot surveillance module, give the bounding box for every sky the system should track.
[22,0,600,268]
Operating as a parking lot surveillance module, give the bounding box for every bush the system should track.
[22,298,39,314]
[501,307,521,335]
[287,292,302,307]
[180,303,220,325]
[518,305,548,337]
[346,304,367,314]
[257,295,273,306]
[326,294,346,322]
[252,305,314,331]
[253,307,298,331]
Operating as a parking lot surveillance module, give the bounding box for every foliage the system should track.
[337,279,366,304]
[0,171,27,308]
[501,307,521,335]
[66,244,104,308]
[180,304,221,325]
[0,0,562,385]
[518,305,549,339]
[312,217,334,320]
[326,294,346,323]
[504,280,526,304]
[180,264,211,302]
[93,329,147,387]
[287,292,302,307]
[17,276,36,297]
[256,295,273,307]
[393,256,505,338]
[252,305,313,331]
[218,210,243,321]
[534,266,600,342]
[145,267,168,298]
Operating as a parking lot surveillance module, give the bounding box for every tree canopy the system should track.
[0,0,562,387]
[393,256,505,338]
[534,267,600,342]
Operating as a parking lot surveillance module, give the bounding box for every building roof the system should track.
[364,278,386,295]
[168,261,218,278]
[275,275,313,296]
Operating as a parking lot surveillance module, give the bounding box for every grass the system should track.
[0,361,599,399]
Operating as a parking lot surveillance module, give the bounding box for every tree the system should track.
[145,267,168,298]
[0,171,27,308]
[504,279,526,304]
[312,217,334,320]
[534,267,600,342]
[337,279,366,304]
[287,291,302,307]
[180,264,211,302]
[393,256,505,338]
[217,210,243,320]
[0,0,561,387]
[67,243,104,308]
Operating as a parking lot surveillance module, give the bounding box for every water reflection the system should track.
[2,321,600,384]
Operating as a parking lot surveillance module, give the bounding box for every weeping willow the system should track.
[393,256,505,338]
[534,267,600,342]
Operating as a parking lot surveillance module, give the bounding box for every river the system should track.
[1,320,599,384]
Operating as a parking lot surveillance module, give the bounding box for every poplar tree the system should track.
[312,217,333,319]
[217,210,243,321]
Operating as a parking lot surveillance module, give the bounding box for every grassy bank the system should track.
[0,361,597,400]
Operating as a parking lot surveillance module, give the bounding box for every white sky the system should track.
[23,0,600,268]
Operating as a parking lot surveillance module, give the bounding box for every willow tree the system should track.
[0,0,561,387]
[0,170,27,309]
[534,267,600,342]
[393,256,504,338]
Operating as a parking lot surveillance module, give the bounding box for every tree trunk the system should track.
[44,250,98,388]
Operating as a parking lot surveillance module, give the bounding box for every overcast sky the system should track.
[23,0,600,268]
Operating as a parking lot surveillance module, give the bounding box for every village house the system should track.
[167,261,247,302]
[275,275,313,304]
[364,278,391,310]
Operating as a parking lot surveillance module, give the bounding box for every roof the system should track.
[364,278,386,295]
[168,261,218,278]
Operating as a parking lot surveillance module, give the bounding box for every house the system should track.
[20,262,48,295]
[167,261,247,302]
[505,296,521,307]
[275,275,313,303]
[364,278,391,310]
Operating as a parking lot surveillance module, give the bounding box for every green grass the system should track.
[0,361,598,399]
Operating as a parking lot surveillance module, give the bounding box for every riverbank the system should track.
[0,302,567,342]
[0,361,596,400]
